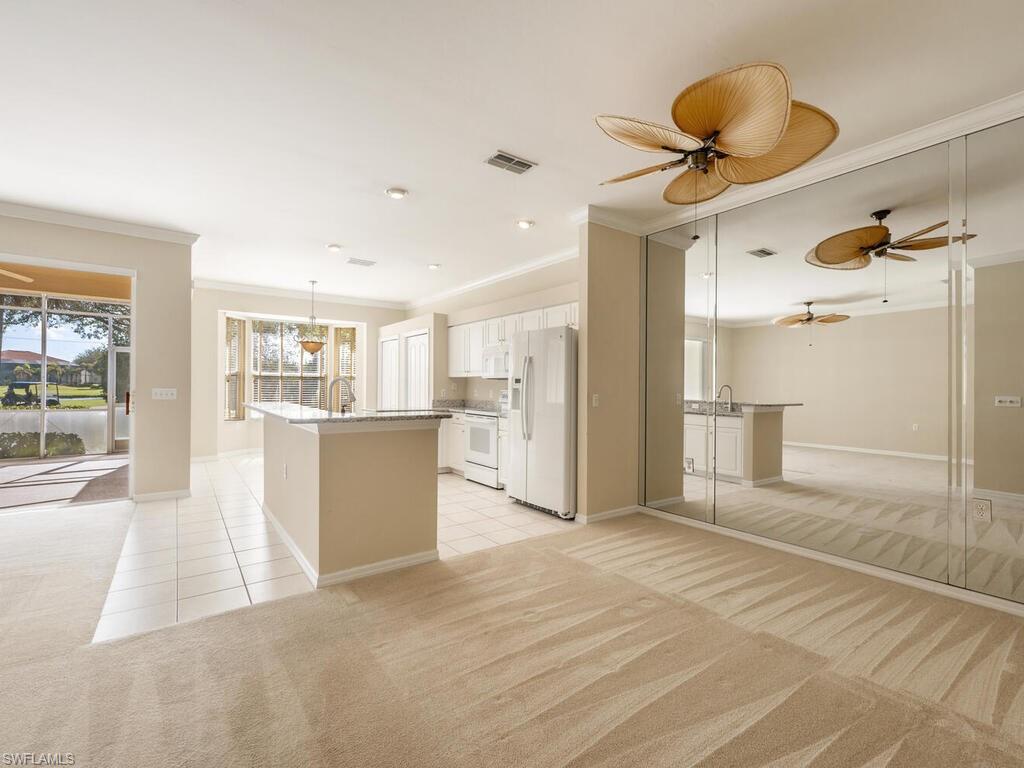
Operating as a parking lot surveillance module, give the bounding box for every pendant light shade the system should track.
[299,280,325,355]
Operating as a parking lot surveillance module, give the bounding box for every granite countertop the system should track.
[246,402,453,424]
[683,400,803,415]
[431,399,501,414]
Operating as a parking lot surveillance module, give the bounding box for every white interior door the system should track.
[379,336,400,410]
[405,332,429,410]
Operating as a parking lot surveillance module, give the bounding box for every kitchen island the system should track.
[246,403,451,587]
[683,401,802,486]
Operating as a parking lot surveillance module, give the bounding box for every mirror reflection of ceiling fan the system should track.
[805,209,976,270]
[596,62,839,205]
[773,301,849,328]
[0,267,33,284]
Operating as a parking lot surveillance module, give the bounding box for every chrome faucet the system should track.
[327,376,356,418]
[717,384,733,413]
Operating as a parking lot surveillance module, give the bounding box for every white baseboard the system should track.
[974,488,1024,505]
[583,504,642,524]
[262,500,438,588]
[639,506,1024,619]
[317,550,439,587]
[741,475,783,488]
[133,488,190,502]
[645,495,685,508]
[261,501,319,587]
[784,441,946,462]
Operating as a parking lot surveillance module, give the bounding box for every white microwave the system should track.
[481,345,509,379]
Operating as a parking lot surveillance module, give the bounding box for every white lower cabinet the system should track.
[446,414,465,473]
[497,418,509,487]
[683,414,743,480]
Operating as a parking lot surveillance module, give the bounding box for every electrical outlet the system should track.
[972,497,992,523]
[684,457,694,472]
[912,423,919,432]
[282,463,288,480]
[441,388,446,398]
[676,393,683,405]
[592,394,599,408]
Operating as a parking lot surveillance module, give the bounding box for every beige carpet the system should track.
[2,510,1024,766]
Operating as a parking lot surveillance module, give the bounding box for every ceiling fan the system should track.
[773,301,849,328]
[596,62,839,205]
[0,267,33,284]
[805,209,975,270]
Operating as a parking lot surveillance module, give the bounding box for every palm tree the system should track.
[47,362,65,401]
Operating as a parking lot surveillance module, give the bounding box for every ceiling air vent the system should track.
[486,150,537,174]
[346,257,376,267]
[746,247,777,258]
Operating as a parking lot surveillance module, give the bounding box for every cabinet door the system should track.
[683,423,708,473]
[715,426,742,477]
[501,314,521,343]
[484,317,502,347]
[447,325,467,377]
[519,309,543,332]
[467,321,484,376]
[498,430,509,486]
[543,303,572,328]
[448,424,465,472]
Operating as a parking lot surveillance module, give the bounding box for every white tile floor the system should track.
[436,472,576,558]
[92,455,311,643]
[93,455,576,642]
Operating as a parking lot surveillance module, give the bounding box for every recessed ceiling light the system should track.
[325,243,343,252]
[427,263,441,270]
[516,219,535,230]
[385,187,408,199]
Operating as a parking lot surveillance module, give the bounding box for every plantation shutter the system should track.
[224,316,245,420]
[333,327,357,409]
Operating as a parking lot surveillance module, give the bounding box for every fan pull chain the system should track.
[882,255,889,304]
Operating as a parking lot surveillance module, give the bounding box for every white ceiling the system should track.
[3,0,1024,305]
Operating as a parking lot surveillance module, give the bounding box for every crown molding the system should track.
[191,278,407,310]
[407,247,578,310]
[570,205,647,236]
[640,88,1024,236]
[0,201,199,245]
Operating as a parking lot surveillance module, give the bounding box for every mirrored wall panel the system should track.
[965,116,1024,603]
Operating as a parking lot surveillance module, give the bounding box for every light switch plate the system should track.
[994,395,1021,407]
[151,388,177,401]
[972,498,992,522]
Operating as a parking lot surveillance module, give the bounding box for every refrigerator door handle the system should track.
[524,356,533,439]
[520,355,529,439]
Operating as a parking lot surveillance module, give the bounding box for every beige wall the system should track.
[974,260,1024,494]
[191,286,405,457]
[578,222,641,519]
[0,213,192,496]
[729,306,947,456]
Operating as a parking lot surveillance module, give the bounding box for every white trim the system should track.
[741,476,783,488]
[317,549,439,587]
[974,488,1024,505]
[133,488,190,502]
[783,441,946,462]
[0,201,198,245]
[645,495,686,508]
[582,504,642,524]
[261,501,319,587]
[572,206,648,236]
[407,248,578,309]
[641,88,1024,235]
[639,507,1024,619]
[193,278,406,310]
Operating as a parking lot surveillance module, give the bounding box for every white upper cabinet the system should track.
[467,321,484,376]
[543,303,572,328]
[519,309,543,332]
[447,324,468,377]
[484,317,503,347]
[569,302,579,328]
[500,314,520,343]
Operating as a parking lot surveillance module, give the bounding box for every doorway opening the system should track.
[0,261,132,509]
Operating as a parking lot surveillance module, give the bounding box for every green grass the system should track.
[49,384,105,398]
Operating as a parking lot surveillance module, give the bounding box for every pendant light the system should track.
[299,280,325,355]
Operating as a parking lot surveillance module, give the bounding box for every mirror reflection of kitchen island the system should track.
[246,403,451,586]
[683,401,802,487]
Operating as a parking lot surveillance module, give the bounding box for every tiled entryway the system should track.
[437,472,576,558]
[92,456,310,643]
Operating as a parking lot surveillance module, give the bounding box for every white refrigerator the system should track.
[507,326,577,519]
